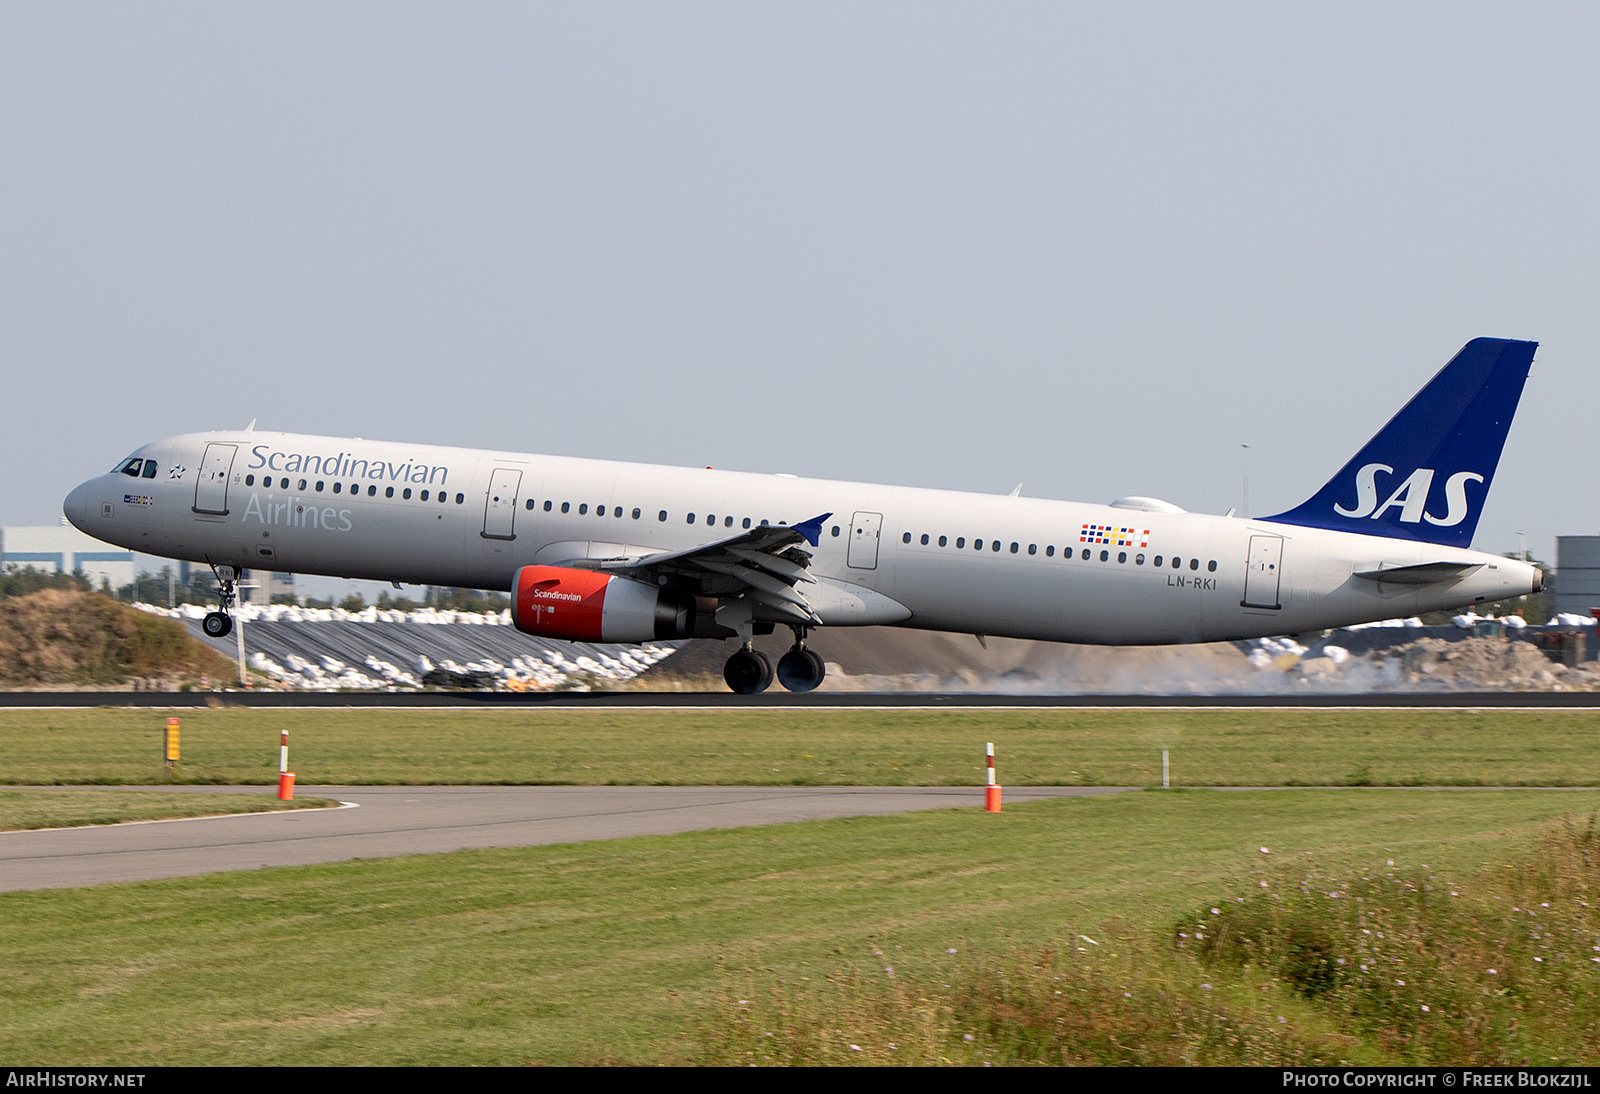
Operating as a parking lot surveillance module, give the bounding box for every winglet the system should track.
[793,512,832,547]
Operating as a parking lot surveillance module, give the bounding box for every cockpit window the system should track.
[117,458,144,477]
[141,459,158,479]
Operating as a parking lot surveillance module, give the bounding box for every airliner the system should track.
[64,338,1542,693]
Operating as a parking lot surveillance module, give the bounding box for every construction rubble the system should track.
[132,602,1598,694]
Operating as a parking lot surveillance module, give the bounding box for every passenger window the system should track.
[956,537,965,548]
[1208,560,1217,572]
[634,509,642,520]
[975,539,984,551]
[1045,546,1054,557]
[1153,555,1162,567]
[1189,558,1199,570]
[742,517,751,529]
[1009,542,1019,554]
[441,492,448,503]
[420,489,428,500]
[524,498,533,509]
[1135,553,1144,565]
[245,475,255,486]
[142,460,158,479]
[1172,557,1181,569]
[387,487,395,498]
[707,514,716,526]
[456,494,464,504]
[333,482,342,494]
[921,534,930,545]
[546,501,554,512]
[403,488,411,500]
[939,536,947,547]
[1118,551,1127,563]
[658,510,667,522]
[1081,549,1090,560]
[903,532,912,544]
[369,486,378,497]
[687,513,696,523]
[725,516,733,527]
[831,526,840,537]
[279,478,288,489]
[1100,550,1109,561]
[579,504,588,515]
[1028,544,1036,555]
[561,502,570,513]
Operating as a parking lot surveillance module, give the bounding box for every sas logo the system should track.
[123,494,155,506]
[1333,464,1481,527]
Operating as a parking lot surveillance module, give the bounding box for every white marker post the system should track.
[985,742,1001,813]
[1162,749,1170,789]
[277,728,295,800]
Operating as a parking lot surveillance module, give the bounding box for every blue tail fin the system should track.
[1263,337,1536,548]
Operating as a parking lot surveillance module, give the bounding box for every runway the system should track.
[0,784,1120,892]
[3,690,1598,708]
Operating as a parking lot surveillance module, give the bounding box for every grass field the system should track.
[0,789,337,831]
[1,707,1598,786]
[2,788,1598,1064]
[7,706,1600,1064]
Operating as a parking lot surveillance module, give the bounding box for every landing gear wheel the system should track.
[202,611,233,639]
[724,648,774,694]
[776,647,826,693]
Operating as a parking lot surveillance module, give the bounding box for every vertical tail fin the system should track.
[1263,337,1536,548]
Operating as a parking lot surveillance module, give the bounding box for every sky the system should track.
[3,3,1596,598]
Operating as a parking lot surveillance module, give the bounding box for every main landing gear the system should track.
[201,564,237,639]
[722,626,827,694]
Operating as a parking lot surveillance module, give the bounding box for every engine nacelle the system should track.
[511,565,697,643]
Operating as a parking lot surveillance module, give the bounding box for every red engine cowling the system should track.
[511,565,693,643]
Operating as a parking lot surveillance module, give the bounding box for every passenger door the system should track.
[193,444,237,515]
[1242,535,1284,610]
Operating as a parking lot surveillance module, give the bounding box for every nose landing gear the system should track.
[201,563,238,639]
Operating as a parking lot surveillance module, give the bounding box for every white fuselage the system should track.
[65,430,1539,644]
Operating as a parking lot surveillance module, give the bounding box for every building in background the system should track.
[239,569,296,606]
[1555,537,1600,619]
[1,520,135,591]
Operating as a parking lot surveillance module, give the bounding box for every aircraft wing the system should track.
[566,512,833,625]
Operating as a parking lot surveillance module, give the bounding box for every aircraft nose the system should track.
[63,479,97,533]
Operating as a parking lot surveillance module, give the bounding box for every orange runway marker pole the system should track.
[277,728,294,800]
[984,741,1001,813]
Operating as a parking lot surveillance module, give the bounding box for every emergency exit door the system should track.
[848,511,882,569]
[482,468,523,540]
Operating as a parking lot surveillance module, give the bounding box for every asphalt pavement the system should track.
[0,784,1123,892]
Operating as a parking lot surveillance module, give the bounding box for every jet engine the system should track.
[510,565,709,643]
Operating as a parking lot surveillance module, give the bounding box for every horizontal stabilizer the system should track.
[1352,561,1482,585]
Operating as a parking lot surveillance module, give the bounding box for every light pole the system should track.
[233,580,258,687]
[1241,444,1250,518]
